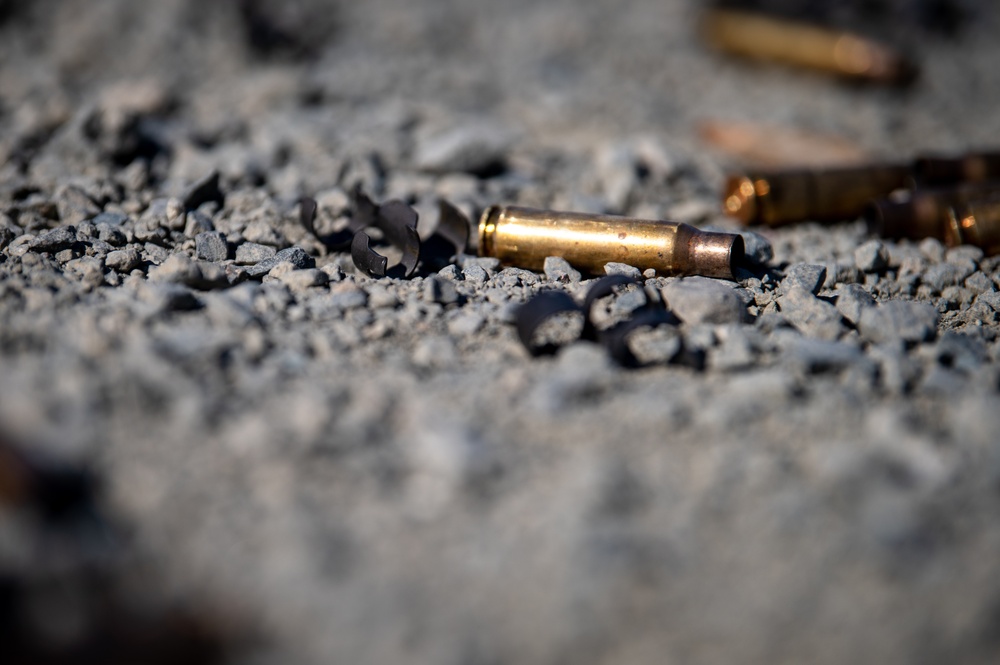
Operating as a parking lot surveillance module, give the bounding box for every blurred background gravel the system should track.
[2,1,1000,663]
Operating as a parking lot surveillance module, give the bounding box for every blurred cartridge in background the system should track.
[700,8,917,85]
[915,151,1000,186]
[723,164,912,227]
[946,198,1000,255]
[866,182,1000,241]
[479,206,745,280]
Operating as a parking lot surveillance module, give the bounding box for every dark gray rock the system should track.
[196,232,229,262]
[858,300,939,345]
[0,227,13,251]
[854,239,889,273]
[274,247,314,270]
[783,263,827,295]
[835,284,876,325]
[55,184,100,225]
[29,226,77,253]
[663,277,747,325]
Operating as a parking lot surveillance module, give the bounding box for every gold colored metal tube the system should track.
[701,9,916,84]
[723,164,912,227]
[478,206,745,281]
[946,198,1000,255]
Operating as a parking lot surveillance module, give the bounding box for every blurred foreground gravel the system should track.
[2,1,1000,663]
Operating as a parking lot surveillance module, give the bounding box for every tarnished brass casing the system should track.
[915,151,1000,186]
[723,164,912,227]
[866,183,1000,241]
[946,198,1000,255]
[700,9,916,84]
[478,206,745,280]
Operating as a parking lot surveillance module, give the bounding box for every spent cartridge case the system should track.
[478,206,745,281]
[700,9,917,84]
[866,182,1000,241]
[946,198,1000,255]
[723,164,912,227]
[915,151,1000,187]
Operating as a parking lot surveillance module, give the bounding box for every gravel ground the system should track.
[3,1,1000,663]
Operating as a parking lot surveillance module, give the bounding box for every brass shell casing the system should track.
[701,9,916,84]
[946,199,1000,255]
[866,183,1000,241]
[915,151,1000,187]
[478,206,745,281]
[723,164,912,227]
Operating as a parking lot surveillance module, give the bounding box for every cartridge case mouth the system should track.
[688,230,746,279]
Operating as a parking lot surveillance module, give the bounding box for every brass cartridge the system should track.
[700,9,917,84]
[478,206,745,281]
[866,182,1000,241]
[723,164,912,227]
[946,198,1000,255]
[915,151,1000,187]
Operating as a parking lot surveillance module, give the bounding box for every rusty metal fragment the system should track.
[300,190,472,278]
[700,8,917,85]
[514,276,693,368]
[479,206,745,281]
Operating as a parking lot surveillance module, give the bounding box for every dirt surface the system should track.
[3,1,1000,663]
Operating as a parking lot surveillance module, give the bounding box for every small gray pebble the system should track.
[275,247,314,269]
[858,300,939,345]
[965,271,995,294]
[663,277,747,325]
[196,232,229,262]
[854,239,889,273]
[438,264,461,280]
[544,256,582,283]
[978,291,1000,313]
[29,226,77,253]
[447,311,485,336]
[778,288,844,340]
[91,212,129,227]
[424,275,460,304]
[462,264,489,285]
[604,262,642,279]
[919,237,946,262]
[740,230,773,264]
[236,242,277,265]
[783,263,827,295]
[97,223,127,246]
[835,284,876,325]
[923,262,974,292]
